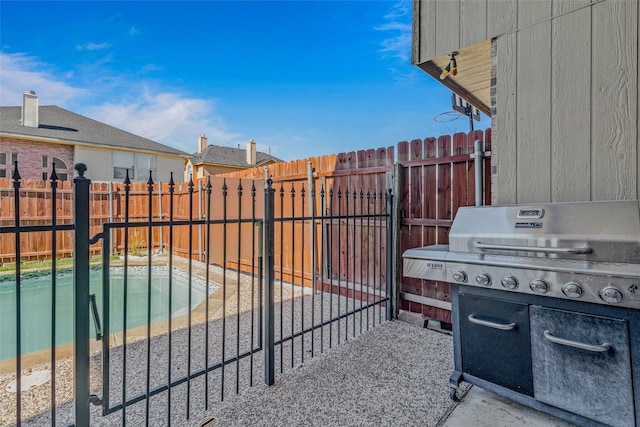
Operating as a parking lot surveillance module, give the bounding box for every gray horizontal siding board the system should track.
[552,0,591,16]
[591,0,638,200]
[496,33,518,204]
[435,0,461,56]
[518,0,552,28]
[419,0,437,62]
[516,20,552,203]
[487,0,517,38]
[551,7,591,202]
[461,0,488,47]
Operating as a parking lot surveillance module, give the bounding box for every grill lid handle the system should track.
[543,330,611,353]
[474,242,593,255]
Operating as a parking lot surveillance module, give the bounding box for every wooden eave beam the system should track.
[417,61,491,117]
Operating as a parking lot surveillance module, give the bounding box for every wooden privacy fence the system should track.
[0,178,263,265]
[0,129,490,325]
[0,178,76,262]
[224,130,491,325]
[397,129,492,324]
[220,147,395,294]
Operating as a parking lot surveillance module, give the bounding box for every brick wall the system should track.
[0,137,74,181]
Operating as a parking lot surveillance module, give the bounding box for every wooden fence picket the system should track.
[0,131,489,325]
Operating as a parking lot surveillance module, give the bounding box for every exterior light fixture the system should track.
[440,51,459,80]
[449,52,458,76]
[439,62,451,80]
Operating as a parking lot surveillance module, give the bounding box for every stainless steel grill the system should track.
[403,200,640,427]
[403,200,640,309]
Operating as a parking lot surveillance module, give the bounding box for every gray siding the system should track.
[75,146,185,183]
[496,0,638,203]
[414,0,640,204]
[75,146,114,181]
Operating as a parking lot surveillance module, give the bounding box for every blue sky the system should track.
[0,1,489,160]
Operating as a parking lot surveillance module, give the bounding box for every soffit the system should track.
[417,39,492,116]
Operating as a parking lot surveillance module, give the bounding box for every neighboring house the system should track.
[0,90,188,182]
[412,0,639,205]
[186,135,281,180]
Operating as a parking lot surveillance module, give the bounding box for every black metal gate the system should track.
[1,163,393,426]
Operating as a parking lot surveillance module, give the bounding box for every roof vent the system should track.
[21,90,39,128]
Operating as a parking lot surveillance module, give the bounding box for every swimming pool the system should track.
[0,266,218,361]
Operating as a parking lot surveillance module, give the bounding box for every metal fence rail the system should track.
[0,162,74,427]
[95,172,264,426]
[1,164,393,426]
[264,179,393,381]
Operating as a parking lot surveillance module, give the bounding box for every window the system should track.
[0,153,6,165]
[11,153,18,164]
[136,154,157,181]
[113,151,134,180]
[40,157,69,181]
[52,157,68,170]
[0,170,6,178]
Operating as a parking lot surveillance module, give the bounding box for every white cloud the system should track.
[1,51,244,154]
[140,64,163,74]
[379,32,411,62]
[129,26,140,36]
[76,42,111,51]
[376,0,412,63]
[0,52,86,106]
[88,90,243,154]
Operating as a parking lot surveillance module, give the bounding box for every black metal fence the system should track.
[0,163,393,426]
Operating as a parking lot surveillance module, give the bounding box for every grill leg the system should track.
[449,371,463,401]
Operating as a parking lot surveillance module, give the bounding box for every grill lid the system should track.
[448,200,640,264]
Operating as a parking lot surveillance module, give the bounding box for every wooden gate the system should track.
[397,130,491,325]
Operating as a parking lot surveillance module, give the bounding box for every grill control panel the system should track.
[446,261,640,309]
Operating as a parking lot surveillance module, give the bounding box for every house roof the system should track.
[191,144,281,168]
[0,105,188,156]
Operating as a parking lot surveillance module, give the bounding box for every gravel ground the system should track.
[1,260,460,426]
[197,320,459,427]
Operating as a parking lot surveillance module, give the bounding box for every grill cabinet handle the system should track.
[474,242,592,255]
[468,314,516,330]
[543,330,611,353]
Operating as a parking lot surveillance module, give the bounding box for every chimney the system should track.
[246,139,257,166]
[198,134,207,153]
[21,90,39,128]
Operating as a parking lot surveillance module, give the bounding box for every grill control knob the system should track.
[452,271,467,283]
[529,279,549,294]
[562,282,583,299]
[501,276,519,290]
[600,286,624,304]
[475,273,492,287]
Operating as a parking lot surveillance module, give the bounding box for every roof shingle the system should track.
[0,105,187,156]
[191,144,281,167]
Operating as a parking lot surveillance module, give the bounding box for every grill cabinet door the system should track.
[530,306,633,427]
[459,294,533,396]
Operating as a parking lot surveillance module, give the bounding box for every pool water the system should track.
[0,266,217,361]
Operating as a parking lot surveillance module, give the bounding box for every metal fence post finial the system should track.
[73,163,91,426]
